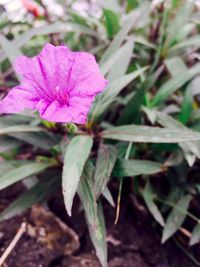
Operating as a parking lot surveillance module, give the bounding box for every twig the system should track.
[179,227,192,239]
[114,142,132,224]
[0,222,27,267]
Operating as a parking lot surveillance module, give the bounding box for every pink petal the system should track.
[0,85,38,114]
[68,52,108,97]
[0,43,108,123]
[14,43,74,102]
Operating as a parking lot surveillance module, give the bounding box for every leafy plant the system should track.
[1,1,200,266]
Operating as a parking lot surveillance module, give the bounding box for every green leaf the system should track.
[165,57,187,77]
[0,22,99,64]
[155,111,200,165]
[171,34,200,51]
[99,7,141,65]
[102,125,200,143]
[78,162,107,267]
[102,187,115,207]
[162,195,192,243]
[94,144,117,199]
[89,67,148,122]
[113,159,163,177]
[62,135,93,216]
[107,38,134,82]
[0,34,22,78]
[0,173,60,221]
[17,22,98,45]
[100,40,135,76]
[8,132,60,149]
[103,9,120,39]
[152,62,200,106]
[143,183,165,226]
[178,83,193,124]
[0,162,52,190]
[0,137,20,153]
[165,2,193,47]
[190,223,200,246]
[0,160,28,176]
[0,125,43,135]
[0,114,35,125]
[127,0,139,11]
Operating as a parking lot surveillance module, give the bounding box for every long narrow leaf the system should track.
[143,183,165,226]
[78,162,107,267]
[0,162,52,190]
[162,195,192,243]
[62,135,93,216]
[102,125,200,143]
[113,159,164,177]
[0,174,60,221]
[152,62,200,106]
[0,125,43,135]
[89,67,148,122]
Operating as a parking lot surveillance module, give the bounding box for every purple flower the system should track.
[0,43,108,124]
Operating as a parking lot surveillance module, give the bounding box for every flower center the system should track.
[54,85,69,105]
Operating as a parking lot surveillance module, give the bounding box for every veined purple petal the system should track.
[0,43,108,123]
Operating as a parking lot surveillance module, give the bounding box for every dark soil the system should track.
[0,184,198,267]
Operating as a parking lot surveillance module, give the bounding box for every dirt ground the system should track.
[0,183,198,267]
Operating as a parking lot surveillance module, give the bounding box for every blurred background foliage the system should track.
[1,0,200,266]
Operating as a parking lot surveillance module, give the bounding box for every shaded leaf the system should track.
[0,162,52,190]
[0,173,60,221]
[0,137,20,153]
[113,159,164,177]
[117,75,156,124]
[8,132,60,149]
[89,67,148,122]
[190,223,200,246]
[162,195,192,243]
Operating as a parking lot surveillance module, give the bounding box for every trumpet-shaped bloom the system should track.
[0,43,108,124]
